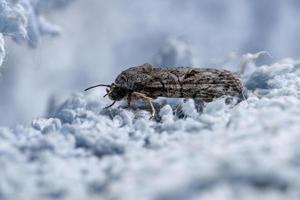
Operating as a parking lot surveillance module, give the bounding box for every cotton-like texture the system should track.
[1,58,300,199]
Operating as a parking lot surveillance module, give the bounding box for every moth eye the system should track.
[106,88,110,93]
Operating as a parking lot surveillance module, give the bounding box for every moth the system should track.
[85,63,246,118]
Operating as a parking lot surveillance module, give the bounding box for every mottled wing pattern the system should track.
[115,63,244,102]
[179,68,244,101]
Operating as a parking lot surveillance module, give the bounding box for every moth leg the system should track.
[131,92,155,119]
[104,100,116,109]
[194,98,205,113]
[148,100,156,119]
[127,94,132,107]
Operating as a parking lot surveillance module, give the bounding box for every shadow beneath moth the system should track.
[85,63,247,119]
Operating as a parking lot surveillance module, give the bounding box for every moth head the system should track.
[106,83,129,101]
[84,83,128,101]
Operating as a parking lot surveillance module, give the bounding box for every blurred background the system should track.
[0,0,300,126]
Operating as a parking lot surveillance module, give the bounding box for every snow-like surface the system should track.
[0,0,74,126]
[2,0,300,126]
[1,1,300,199]
[0,0,26,67]
[1,59,300,200]
[0,33,5,66]
[0,0,73,67]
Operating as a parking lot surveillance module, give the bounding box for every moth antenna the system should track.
[84,84,111,91]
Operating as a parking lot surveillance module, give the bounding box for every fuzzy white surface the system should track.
[1,58,300,200]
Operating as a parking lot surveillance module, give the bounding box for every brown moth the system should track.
[85,63,246,118]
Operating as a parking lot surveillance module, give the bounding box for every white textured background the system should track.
[1,1,300,199]
[2,0,300,126]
